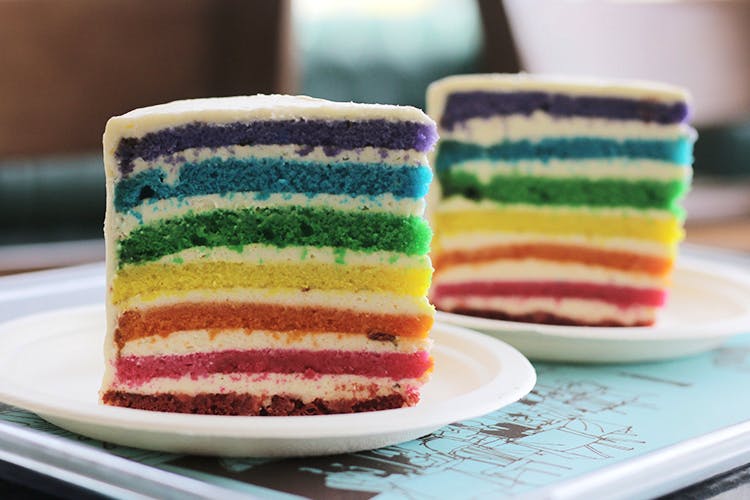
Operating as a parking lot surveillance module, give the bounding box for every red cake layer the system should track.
[115,302,433,350]
[102,391,417,415]
[116,349,434,385]
[447,307,654,327]
[432,281,666,308]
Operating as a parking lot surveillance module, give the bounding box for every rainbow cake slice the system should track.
[427,74,694,326]
[100,95,438,415]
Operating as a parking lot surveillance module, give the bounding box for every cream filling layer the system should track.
[447,158,692,182]
[109,373,424,399]
[436,296,656,324]
[436,113,694,146]
[434,233,675,258]
[429,73,690,99]
[433,260,665,288]
[124,144,429,182]
[434,198,675,220]
[120,330,432,357]
[114,288,434,318]
[113,192,425,237]
[135,244,429,270]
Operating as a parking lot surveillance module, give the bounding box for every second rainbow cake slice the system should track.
[427,74,695,327]
[101,95,438,415]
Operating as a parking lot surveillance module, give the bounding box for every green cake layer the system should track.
[118,206,432,266]
[438,171,689,213]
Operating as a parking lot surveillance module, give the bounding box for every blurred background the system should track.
[1,0,748,273]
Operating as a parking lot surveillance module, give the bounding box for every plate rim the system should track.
[0,304,536,440]
[436,255,750,341]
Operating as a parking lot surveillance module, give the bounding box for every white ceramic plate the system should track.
[0,305,535,457]
[437,256,750,363]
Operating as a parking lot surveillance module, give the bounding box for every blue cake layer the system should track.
[440,91,689,130]
[114,157,433,213]
[434,137,693,172]
[115,119,438,175]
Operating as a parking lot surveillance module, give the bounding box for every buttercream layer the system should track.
[445,158,691,182]
[115,119,437,175]
[435,232,676,258]
[434,204,682,244]
[117,206,431,265]
[432,281,666,308]
[427,74,690,102]
[126,145,429,181]
[105,372,421,400]
[101,391,413,416]
[121,330,432,357]
[112,261,431,304]
[115,288,433,320]
[438,171,688,212]
[145,244,428,269]
[115,349,433,386]
[115,303,433,348]
[434,138,692,172]
[114,159,432,212]
[437,296,656,325]
[438,114,693,145]
[435,243,673,276]
[434,260,665,288]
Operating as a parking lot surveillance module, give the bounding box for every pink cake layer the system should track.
[432,281,666,308]
[115,349,433,386]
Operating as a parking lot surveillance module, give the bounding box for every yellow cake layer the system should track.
[434,206,683,244]
[112,261,432,304]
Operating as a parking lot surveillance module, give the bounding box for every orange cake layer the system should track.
[434,243,674,277]
[115,302,434,349]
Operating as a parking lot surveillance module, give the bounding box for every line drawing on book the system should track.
[164,377,655,498]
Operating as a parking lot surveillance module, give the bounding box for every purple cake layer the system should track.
[439,91,689,130]
[115,119,438,175]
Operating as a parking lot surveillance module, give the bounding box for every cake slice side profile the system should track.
[427,74,695,327]
[100,95,438,415]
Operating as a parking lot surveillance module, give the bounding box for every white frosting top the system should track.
[105,94,434,141]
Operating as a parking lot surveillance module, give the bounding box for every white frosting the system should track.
[121,330,431,357]
[433,198,675,220]
[427,73,691,129]
[436,296,656,324]
[435,232,675,258]
[104,94,434,149]
[110,373,425,400]
[438,113,694,146]
[113,192,425,238]
[132,244,429,270]
[434,259,665,288]
[115,288,434,318]
[124,144,429,182]
[445,158,692,182]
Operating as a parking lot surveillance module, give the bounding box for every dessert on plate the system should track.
[100,95,438,415]
[427,74,694,327]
